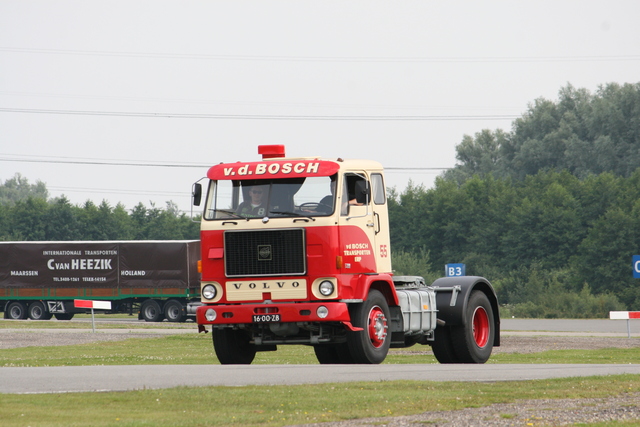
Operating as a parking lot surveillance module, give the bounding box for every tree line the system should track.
[389,170,638,316]
[390,82,640,317]
[2,82,639,317]
[0,174,198,241]
[445,82,640,183]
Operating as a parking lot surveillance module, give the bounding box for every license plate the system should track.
[252,314,281,323]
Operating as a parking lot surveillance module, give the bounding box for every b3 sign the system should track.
[634,255,640,278]
[446,263,465,277]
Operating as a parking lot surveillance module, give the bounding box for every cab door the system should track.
[338,172,391,275]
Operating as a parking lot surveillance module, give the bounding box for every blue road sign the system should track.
[633,255,640,278]
[445,263,465,277]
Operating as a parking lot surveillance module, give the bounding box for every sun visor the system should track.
[207,160,340,180]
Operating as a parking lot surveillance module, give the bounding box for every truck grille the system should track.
[224,229,306,277]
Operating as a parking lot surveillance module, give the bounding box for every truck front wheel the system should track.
[313,343,354,364]
[212,328,256,365]
[346,289,391,364]
[451,291,494,363]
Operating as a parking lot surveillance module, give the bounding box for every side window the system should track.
[371,173,386,205]
[204,180,238,220]
[341,173,369,216]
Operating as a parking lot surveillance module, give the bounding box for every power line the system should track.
[1,47,639,63]
[4,154,450,208]
[48,186,189,198]
[0,156,208,168]
[386,167,450,171]
[0,107,519,121]
[0,90,520,113]
[1,153,452,171]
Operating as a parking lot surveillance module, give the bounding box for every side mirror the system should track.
[192,183,202,206]
[354,180,370,205]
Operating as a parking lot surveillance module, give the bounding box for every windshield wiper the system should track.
[213,209,251,220]
[269,211,316,221]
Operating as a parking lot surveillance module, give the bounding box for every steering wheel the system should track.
[299,202,320,209]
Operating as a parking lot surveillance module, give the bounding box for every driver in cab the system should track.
[237,186,267,217]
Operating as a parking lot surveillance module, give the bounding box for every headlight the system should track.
[202,284,217,300]
[317,306,329,318]
[319,280,334,296]
[205,309,217,321]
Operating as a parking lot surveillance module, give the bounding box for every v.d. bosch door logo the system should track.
[258,245,272,261]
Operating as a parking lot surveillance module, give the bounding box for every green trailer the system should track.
[0,240,200,322]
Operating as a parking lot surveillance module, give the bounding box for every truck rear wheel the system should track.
[164,300,186,322]
[451,291,494,363]
[346,289,391,364]
[431,326,460,364]
[212,328,256,364]
[6,302,27,319]
[28,301,53,320]
[141,299,164,322]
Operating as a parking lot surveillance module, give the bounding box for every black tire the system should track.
[6,302,27,320]
[54,313,74,320]
[164,300,186,323]
[346,289,391,364]
[431,325,461,364]
[141,299,164,322]
[450,291,495,364]
[212,328,256,365]
[28,301,52,320]
[313,343,354,364]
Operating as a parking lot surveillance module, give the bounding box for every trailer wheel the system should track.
[28,301,53,320]
[451,291,494,363]
[164,300,186,322]
[346,289,391,364]
[6,302,27,320]
[212,328,256,364]
[141,299,164,322]
[431,326,461,364]
[313,343,354,364]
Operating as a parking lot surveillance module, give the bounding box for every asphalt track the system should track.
[1,318,639,394]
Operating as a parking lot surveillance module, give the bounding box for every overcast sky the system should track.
[1,1,639,214]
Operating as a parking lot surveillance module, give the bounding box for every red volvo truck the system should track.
[1,240,200,322]
[193,145,499,364]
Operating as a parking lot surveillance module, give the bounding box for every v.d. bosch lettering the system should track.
[223,162,320,177]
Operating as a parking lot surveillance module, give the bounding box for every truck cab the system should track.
[194,145,499,364]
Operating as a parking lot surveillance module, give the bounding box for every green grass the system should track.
[0,317,193,330]
[2,334,640,367]
[1,376,639,426]
[2,330,640,426]
[490,348,640,365]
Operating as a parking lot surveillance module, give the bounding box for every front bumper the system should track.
[196,301,351,325]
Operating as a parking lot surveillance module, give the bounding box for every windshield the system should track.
[203,175,336,220]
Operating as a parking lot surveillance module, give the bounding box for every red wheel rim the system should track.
[367,306,388,348]
[472,306,490,348]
